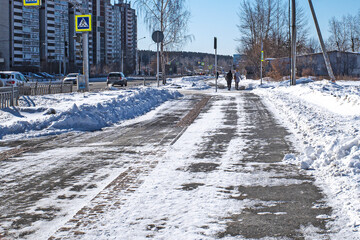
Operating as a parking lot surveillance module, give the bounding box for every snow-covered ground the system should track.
[1,75,360,238]
[250,78,360,238]
[0,87,182,140]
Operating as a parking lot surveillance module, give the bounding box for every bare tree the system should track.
[134,0,192,83]
[237,0,309,77]
[306,37,320,53]
[328,16,349,51]
[327,11,360,52]
[346,14,360,52]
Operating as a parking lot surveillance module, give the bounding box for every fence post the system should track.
[11,85,14,106]
[35,81,38,95]
[48,80,51,94]
[61,81,64,93]
[15,88,20,106]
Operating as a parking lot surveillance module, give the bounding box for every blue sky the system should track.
[137,0,360,56]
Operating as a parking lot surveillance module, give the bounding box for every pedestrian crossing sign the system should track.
[75,15,92,32]
[23,0,41,6]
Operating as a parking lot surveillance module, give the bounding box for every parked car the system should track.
[0,71,28,87]
[21,72,45,81]
[107,72,127,86]
[63,73,80,84]
[39,72,55,78]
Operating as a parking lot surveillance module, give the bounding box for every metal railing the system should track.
[0,82,74,109]
[19,82,73,96]
[0,86,19,108]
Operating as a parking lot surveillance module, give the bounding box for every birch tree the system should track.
[135,0,192,83]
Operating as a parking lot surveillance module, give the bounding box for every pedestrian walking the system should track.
[234,70,241,90]
[226,70,233,90]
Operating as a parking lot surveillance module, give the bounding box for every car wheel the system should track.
[125,82,127,87]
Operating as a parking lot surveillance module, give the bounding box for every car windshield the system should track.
[0,73,11,79]
[109,73,121,77]
[67,74,78,77]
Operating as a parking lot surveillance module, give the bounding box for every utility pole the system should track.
[308,0,336,82]
[291,0,296,86]
[260,32,263,85]
[214,37,218,92]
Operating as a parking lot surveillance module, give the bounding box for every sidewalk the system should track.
[48,92,332,239]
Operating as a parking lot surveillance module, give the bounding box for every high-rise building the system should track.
[92,0,106,67]
[115,0,137,74]
[40,0,93,74]
[112,4,122,67]
[8,0,41,71]
[1,0,136,74]
[0,0,11,70]
[92,0,125,72]
[105,0,114,64]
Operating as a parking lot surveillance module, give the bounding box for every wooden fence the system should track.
[0,82,74,109]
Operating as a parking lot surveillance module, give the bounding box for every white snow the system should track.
[252,78,360,238]
[2,76,360,238]
[166,76,213,90]
[0,87,182,141]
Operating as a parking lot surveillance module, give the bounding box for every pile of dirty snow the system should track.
[0,87,182,140]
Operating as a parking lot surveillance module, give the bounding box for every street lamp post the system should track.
[136,37,146,75]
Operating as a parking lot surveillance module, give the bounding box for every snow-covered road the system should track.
[1,76,360,239]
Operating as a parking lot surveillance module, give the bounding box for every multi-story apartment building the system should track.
[105,0,114,65]
[117,0,137,74]
[0,0,136,74]
[92,0,106,68]
[6,0,41,72]
[112,4,122,67]
[0,1,11,70]
[40,0,93,74]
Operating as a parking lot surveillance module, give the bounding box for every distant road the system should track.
[89,77,162,92]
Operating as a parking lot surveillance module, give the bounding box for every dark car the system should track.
[107,72,127,87]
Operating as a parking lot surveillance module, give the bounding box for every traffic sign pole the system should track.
[152,31,164,88]
[157,42,160,87]
[75,13,91,92]
[83,32,89,91]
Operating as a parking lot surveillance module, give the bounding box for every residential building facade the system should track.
[116,0,137,74]
[0,0,11,70]
[1,0,136,75]
[8,0,41,72]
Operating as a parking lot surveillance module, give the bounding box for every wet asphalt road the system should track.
[0,91,332,239]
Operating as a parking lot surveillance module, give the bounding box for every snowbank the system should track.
[166,76,213,90]
[252,78,360,237]
[0,87,182,140]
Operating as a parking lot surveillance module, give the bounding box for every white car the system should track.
[63,73,80,84]
[0,71,28,87]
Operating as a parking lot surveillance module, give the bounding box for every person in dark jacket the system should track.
[226,70,233,90]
